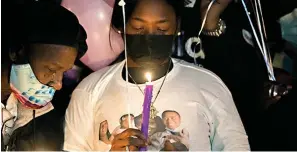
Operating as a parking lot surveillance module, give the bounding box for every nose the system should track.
[144,25,157,35]
[49,73,63,90]
[166,119,172,124]
[50,81,62,90]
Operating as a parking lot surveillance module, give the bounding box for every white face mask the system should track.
[10,64,56,109]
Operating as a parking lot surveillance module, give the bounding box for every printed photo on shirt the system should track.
[99,120,111,144]
[149,110,189,151]
[109,114,135,142]
[134,114,166,136]
[98,114,135,144]
[98,110,189,151]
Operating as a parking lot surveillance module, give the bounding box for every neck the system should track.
[122,58,173,84]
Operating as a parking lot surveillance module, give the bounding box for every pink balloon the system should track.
[62,0,124,71]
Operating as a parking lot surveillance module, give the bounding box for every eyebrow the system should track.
[132,17,169,24]
[52,62,72,70]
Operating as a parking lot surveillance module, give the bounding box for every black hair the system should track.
[120,114,135,122]
[107,0,183,64]
[5,1,88,64]
[111,0,183,30]
[162,110,180,119]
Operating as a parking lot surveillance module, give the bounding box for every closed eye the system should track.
[47,68,57,75]
[133,26,144,31]
[157,28,168,32]
[48,68,56,73]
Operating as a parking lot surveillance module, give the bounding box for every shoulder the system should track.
[173,59,232,97]
[174,59,227,86]
[69,62,123,106]
[75,61,123,93]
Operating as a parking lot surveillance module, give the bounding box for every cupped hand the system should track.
[110,128,147,151]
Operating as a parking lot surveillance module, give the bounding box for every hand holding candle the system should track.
[140,73,153,151]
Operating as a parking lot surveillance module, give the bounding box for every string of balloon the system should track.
[241,0,275,81]
[194,0,275,81]
[193,0,216,65]
[118,0,133,129]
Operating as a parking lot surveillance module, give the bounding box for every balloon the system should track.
[63,65,83,86]
[62,0,124,71]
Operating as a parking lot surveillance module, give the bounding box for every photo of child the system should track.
[98,114,136,144]
[109,114,136,142]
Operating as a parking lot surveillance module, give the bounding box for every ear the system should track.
[9,45,27,64]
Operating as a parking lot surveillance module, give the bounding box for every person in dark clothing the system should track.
[1,2,87,150]
[201,3,268,150]
[179,0,293,150]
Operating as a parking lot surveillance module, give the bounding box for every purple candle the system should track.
[140,73,153,151]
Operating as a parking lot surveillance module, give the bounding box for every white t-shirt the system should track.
[63,59,250,151]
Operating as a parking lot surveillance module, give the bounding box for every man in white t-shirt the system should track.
[64,58,249,151]
[63,0,249,151]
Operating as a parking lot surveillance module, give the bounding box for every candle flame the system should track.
[145,73,152,82]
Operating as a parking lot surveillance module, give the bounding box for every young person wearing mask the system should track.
[1,2,87,150]
[63,0,249,151]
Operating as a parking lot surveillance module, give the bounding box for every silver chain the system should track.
[128,59,172,106]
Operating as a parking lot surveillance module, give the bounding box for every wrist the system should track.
[202,19,226,37]
[203,17,220,30]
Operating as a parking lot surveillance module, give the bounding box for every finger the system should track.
[103,124,107,130]
[116,128,146,141]
[129,137,147,147]
[112,137,146,149]
[163,140,176,151]
[128,145,138,151]
[111,139,129,148]
[148,138,152,145]
[110,146,126,151]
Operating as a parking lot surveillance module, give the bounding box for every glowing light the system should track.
[98,12,104,20]
[145,73,152,82]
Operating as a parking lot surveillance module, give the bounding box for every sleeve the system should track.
[200,80,250,151]
[63,66,115,151]
[63,89,101,151]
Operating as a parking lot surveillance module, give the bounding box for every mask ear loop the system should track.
[254,0,275,81]
[118,0,132,129]
[193,0,216,65]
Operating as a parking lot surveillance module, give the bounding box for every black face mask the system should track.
[126,34,174,68]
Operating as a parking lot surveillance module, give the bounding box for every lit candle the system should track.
[140,73,153,151]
